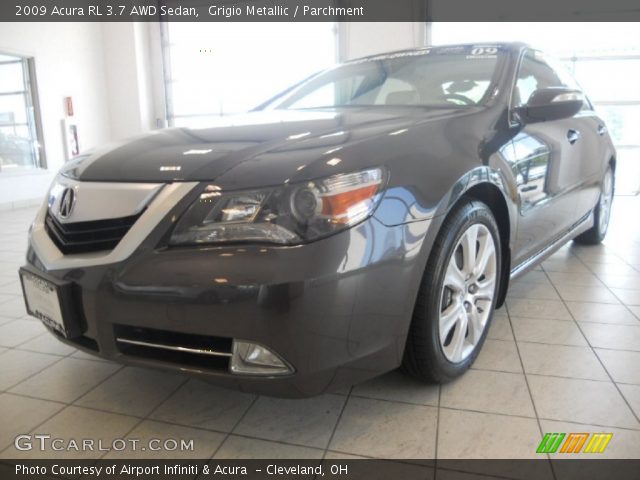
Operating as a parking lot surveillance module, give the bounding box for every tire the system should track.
[574,166,615,245]
[402,199,501,383]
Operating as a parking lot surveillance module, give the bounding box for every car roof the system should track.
[345,42,529,64]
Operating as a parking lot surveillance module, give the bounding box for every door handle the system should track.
[567,129,581,145]
[597,124,607,136]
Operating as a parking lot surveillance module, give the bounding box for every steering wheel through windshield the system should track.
[440,93,475,105]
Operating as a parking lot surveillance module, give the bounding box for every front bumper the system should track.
[25,197,434,397]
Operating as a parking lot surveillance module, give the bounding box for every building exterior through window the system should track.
[0,52,44,173]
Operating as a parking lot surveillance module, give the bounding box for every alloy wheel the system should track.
[439,223,497,363]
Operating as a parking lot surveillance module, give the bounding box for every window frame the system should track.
[507,48,528,127]
[0,51,46,173]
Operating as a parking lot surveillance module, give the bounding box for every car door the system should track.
[509,49,588,265]
[573,108,610,219]
[545,56,607,221]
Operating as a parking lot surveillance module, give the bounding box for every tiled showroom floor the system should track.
[0,197,639,463]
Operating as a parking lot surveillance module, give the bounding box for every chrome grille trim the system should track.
[115,337,232,357]
[48,177,163,224]
[30,179,199,270]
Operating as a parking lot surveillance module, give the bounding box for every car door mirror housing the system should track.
[515,88,584,124]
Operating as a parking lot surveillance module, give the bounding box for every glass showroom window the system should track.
[0,52,44,173]
[431,23,640,195]
[162,22,337,128]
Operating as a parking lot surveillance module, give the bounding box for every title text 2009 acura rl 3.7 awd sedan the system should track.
[19,43,615,397]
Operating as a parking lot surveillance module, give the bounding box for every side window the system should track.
[546,56,593,111]
[513,50,582,107]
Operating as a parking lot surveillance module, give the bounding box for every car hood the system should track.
[63,107,474,187]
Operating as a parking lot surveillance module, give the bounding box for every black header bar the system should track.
[3,0,640,21]
[3,459,640,479]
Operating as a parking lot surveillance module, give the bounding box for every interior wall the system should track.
[0,22,112,209]
[0,22,162,210]
[101,22,157,142]
[340,22,427,60]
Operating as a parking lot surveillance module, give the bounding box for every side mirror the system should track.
[515,88,584,124]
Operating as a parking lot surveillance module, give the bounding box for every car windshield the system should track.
[263,46,505,110]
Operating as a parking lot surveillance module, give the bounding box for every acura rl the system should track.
[19,43,615,396]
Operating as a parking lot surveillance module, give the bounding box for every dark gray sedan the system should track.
[20,43,615,396]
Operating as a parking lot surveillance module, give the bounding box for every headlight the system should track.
[169,168,385,245]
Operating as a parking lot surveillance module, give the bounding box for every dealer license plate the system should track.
[20,271,67,335]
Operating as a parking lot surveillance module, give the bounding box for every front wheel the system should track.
[402,199,501,383]
[574,166,614,245]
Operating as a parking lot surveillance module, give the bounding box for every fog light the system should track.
[230,340,293,376]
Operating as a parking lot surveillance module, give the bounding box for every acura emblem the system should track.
[58,187,76,219]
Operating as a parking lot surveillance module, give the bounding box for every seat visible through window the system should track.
[385,91,420,105]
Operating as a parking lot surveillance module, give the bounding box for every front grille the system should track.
[45,211,143,254]
[114,325,233,371]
